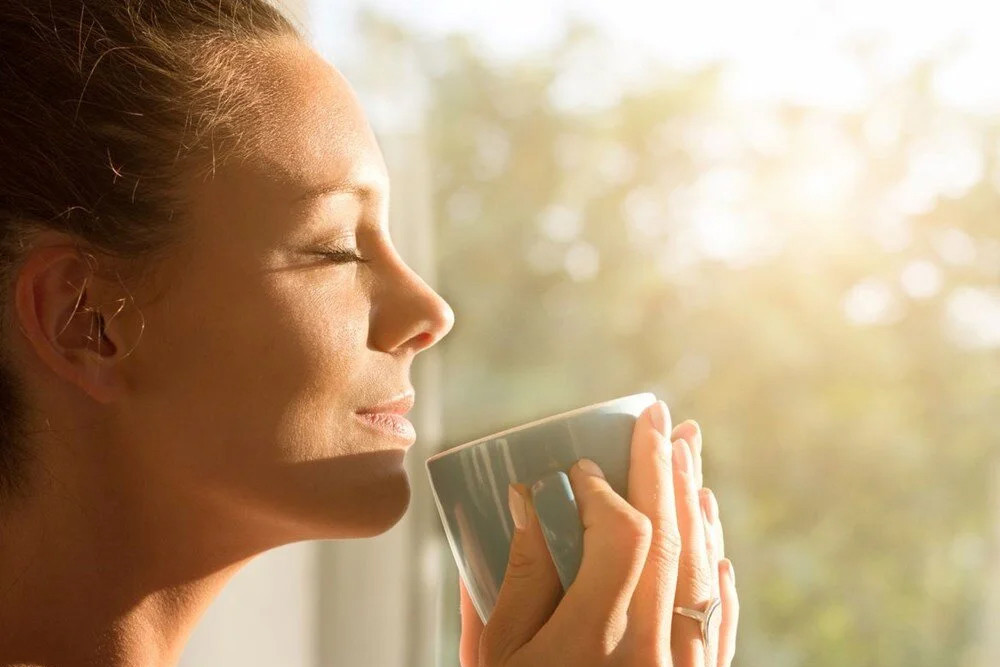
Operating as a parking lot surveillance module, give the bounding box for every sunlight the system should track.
[358,0,1000,114]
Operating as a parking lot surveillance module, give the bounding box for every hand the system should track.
[459,401,739,666]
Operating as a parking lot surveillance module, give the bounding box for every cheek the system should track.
[129,255,413,538]
[262,281,374,459]
[278,282,370,398]
[135,270,372,476]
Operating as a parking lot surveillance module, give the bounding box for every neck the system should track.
[0,441,270,667]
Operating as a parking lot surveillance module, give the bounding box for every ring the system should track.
[673,597,722,645]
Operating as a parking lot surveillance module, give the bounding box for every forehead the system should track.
[178,42,389,255]
[244,38,389,199]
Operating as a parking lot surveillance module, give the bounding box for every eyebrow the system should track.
[296,179,387,204]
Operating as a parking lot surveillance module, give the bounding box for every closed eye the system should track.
[315,246,372,264]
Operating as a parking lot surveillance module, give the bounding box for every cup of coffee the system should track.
[425,392,657,624]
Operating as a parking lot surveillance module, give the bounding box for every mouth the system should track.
[356,391,415,416]
[354,391,417,445]
[352,411,417,444]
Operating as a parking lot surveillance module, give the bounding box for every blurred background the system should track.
[180,0,1000,665]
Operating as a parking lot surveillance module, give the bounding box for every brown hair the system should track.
[0,0,300,500]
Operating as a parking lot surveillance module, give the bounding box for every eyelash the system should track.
[316,246,372,265]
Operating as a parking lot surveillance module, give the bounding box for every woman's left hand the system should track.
[670,419,740,667]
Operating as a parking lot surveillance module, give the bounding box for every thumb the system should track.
[481,484,563,664]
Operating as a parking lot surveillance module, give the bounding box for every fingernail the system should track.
[508,484,527,532]
[674,440,694,480]
[700,488,718,524]
[671,419,699,443]
[576,458,605,479]
[699,488,714,524]
[649,400,669,436]
[723,558,736,584]
[672,439,693,477]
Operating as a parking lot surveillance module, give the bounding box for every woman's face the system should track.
[119,39,454,543]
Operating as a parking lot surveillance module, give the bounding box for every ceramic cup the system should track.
[425,392,657,624]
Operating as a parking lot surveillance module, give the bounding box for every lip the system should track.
[353,412,417,444]
[355,392,415,416]
[354,392,417,444]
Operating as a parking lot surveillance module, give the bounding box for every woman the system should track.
[0,1,738,665]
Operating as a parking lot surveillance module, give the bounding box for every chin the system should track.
[277,456,413,541]
[344,468,412,538]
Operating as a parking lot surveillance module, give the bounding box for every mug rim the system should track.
[425,391,655,465]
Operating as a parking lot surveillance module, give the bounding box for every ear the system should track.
[13,239,133,404]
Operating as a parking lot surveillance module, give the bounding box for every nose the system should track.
[369,254,455,356]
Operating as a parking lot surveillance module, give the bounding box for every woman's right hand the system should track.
[459,401,739,666]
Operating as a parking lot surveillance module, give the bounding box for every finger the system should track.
[481,484,562,665]
[624,400,679,662]
[670,439,714,664]
[671,419,703,489]
[705,486,725,560]
[717,559,739,667]
[459,579,485,667]
[539,459,651,656]
[700,488,721,601]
